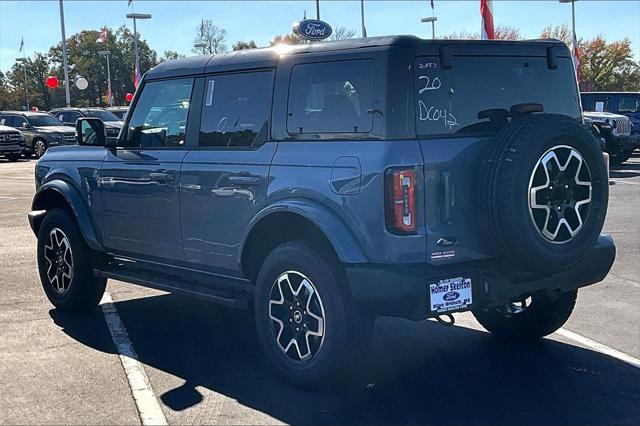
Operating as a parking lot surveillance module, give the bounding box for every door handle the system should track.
[228,175,259,186]
[149,172,174,182]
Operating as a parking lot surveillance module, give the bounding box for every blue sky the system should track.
[1,0,639,72]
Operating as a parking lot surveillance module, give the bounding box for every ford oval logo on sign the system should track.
[294,19,332,41]
[443,291,460,302]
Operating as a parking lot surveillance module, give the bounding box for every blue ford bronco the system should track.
[29,36,615,388]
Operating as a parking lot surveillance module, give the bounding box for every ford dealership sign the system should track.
[293,19,332,41]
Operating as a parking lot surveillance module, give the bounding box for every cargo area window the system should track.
[123,78,193,148]
[414,56,581,137]
[287,59,374,135]
[199,70,274,148]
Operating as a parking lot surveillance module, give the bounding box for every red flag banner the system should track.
[572,34,581,82]
[96,28,107,43]
[481,0,495,40]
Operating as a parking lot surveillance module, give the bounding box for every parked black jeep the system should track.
[29,37,615,389]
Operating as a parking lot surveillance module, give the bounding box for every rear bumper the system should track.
[346,234,616,320]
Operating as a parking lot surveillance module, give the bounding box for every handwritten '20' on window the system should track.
[413,55,581,137]
[415,60,458,134]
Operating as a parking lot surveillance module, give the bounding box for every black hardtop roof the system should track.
[146,35,569,80]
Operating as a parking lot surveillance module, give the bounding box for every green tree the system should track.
[540,24,573,46]
[193,19,227,54]
[232,40,257,51]
[269,33,303,46]
[579,36,639,91]
[442,25,521,40]
[330,27,356,41]
[160,50,186,62]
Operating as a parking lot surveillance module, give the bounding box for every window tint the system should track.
[199,71,273,147]
[0,115,13,126]
[287,59,374,135]
[618,95,639,113]
[124,78,193,148]
[581,94,611,112]
[414,56,581,136]
[14,116,28,128]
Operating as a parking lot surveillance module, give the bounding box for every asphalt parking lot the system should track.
[1,154,639,425]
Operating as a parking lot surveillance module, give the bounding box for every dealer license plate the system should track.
[429,277,473,314]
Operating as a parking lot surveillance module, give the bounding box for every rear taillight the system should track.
[385,168,417,234]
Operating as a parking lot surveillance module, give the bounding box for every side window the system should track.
[14,117,28,128]
[124,78,194,148]
[287,59,375,135]
[199,70,274,148]
[0,116,11,126]
[618,96,639,113]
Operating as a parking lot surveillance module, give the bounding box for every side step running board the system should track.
[95,268,250,309]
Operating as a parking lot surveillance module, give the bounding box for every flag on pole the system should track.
[134,64,139,88]
[19,37,24,53]
[480,0,495,40]
[106,78,112,105]
[128,0,133,6]
[431,0,435,11]
[572,33,581,82]
[96,28,108,43]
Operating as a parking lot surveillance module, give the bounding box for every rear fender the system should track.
[241,200,368,265]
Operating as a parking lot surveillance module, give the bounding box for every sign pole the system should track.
[59,0,71,107]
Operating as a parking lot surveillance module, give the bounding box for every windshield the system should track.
[83,109,121,122]
[29,114,65,127]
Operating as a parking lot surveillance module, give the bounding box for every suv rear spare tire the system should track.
[480,114,608,274]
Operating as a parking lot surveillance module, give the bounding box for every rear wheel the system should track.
[254,240,372,389]
[473,290,577,339]
[37,208,106,311]
[33,139,47,159]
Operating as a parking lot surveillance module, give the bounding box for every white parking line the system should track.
[557,328,640,369]
[100,293,168,426]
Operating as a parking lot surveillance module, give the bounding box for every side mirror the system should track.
[21,122,31,129]
[76,117,109,147]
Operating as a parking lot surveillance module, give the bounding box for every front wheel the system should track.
[473,290,577,339]
[254,240,372,389]
[33,139,47,159]
[37,208,106,311]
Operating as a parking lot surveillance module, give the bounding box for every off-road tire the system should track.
[254,240,373,389]
[473,290,577,339]
[37,208,106,311]
[479,114,608,273]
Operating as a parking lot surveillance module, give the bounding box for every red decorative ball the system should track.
[46,76,58,89]
[125,92,134,102]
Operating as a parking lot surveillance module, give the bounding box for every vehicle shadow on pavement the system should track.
[51,294,640,426]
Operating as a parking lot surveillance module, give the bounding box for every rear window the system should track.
[287,59,374,135]
[414,56,581,137]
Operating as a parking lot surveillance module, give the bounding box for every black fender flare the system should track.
[30,179,102,251]
[239,199,368,265]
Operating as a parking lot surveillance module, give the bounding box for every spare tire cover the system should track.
[479,114,608,273]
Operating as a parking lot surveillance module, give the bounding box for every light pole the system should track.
[59,0,71,107]
[315,0,320,19]
[126,12,152,87]
[15,57,29,110]
[360,0,367,38]
[98,50,113,107]
[559,0,577,42]
[421,16,437,39]
[194,42,207,55]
